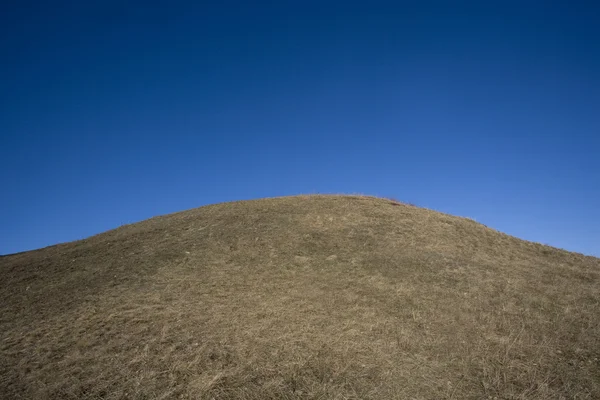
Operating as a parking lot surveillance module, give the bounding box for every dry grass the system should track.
[1,195,599,399]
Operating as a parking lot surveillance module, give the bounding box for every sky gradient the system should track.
[1,1,599,256]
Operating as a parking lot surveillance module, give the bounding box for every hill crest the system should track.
[1,195,599,399]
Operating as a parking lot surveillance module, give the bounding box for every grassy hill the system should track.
[1,195,599,399]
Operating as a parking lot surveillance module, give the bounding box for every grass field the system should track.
[1,195,599,399]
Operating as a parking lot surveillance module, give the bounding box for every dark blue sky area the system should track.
[1,1,599,256]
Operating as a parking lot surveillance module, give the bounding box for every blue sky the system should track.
[1,1,599,257]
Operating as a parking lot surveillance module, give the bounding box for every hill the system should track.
[1,195,599,399]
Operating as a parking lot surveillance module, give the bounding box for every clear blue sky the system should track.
[1,1,599,257]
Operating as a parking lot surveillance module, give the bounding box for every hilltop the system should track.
[1,195,599,399]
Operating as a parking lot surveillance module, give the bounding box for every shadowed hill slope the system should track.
[1,195,599,399]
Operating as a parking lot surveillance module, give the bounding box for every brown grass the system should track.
[1,195,599,399]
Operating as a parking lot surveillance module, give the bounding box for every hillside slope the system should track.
[1,195,599,399]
